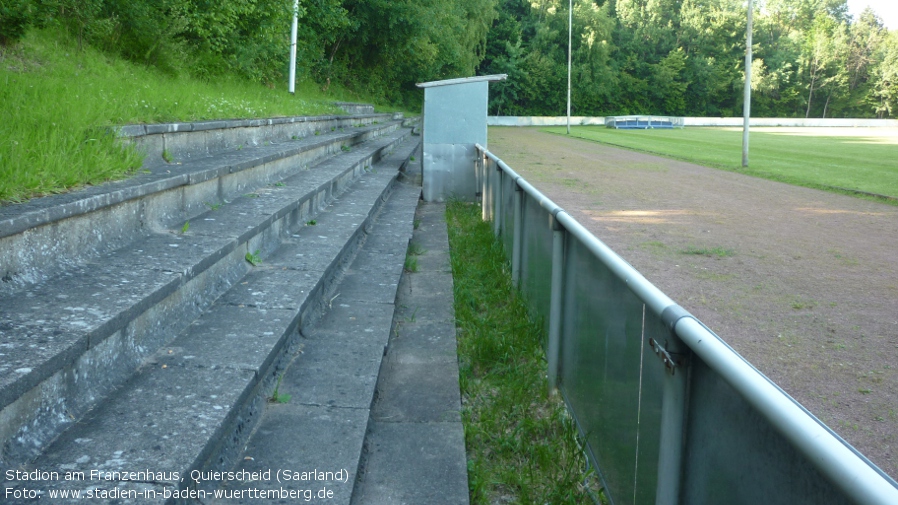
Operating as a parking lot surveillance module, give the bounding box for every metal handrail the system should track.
[475,143,898,505]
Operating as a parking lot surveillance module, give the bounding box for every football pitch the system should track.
[542,126,898,201]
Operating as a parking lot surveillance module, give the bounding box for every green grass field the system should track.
[543,126,898,201]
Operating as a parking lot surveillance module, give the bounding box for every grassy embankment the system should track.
[446,201,601,504]
[543,126,898,201]
[0,29,394,204]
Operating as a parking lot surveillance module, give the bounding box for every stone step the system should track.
[117,112,399,166]
[1,135,421,504]
[204,196,469,505]
[0,127,417,474]
[398,142,423,185]
[333,103,377,115]
[0,117,405,293]
[208,181,422,505]
[349,201,468,505]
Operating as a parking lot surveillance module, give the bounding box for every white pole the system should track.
[567,0,572,134]
[742,0,752,167]
[289,0,299,94]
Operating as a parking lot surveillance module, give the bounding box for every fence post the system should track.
[654,326,689,505]
[547,212,565,392]
[480,153,489,222]
[493,161,503,237]
[511,182,523,288]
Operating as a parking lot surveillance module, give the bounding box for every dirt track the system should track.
[488,127,898,479]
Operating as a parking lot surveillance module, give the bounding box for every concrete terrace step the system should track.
[0,123,417,474]
[118,112,401,165]
[350,202,468,505]
[398,142,423,186]
[0,115,406,293]
[205,199,468,505]
[209,182,422,505]
[334,103,377,115]
[2,134,421,504]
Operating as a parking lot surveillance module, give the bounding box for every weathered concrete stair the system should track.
[204,184,469,505]
[0,113,409,291]
[350,201,468,505]
[205,184,422,504]
[0,113,420,496]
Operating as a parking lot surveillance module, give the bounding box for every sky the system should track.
[845,0,898,30]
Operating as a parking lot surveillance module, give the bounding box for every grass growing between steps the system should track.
[0,29,397,204]
[446,201,600,504]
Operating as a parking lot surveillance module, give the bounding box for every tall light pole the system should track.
[288,0,299,94]
[742,0,753,167]
[566,0,572,134]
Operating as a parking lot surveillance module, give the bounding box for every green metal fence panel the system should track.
[560,235,666,504]
[680,357,851,505]
[499,167,515,259]
[519,194,554,337]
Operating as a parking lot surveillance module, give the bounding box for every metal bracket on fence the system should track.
[649,338,687,375]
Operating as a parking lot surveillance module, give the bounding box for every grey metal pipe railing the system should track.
[474,143,898,505]
[481,146,676,317]
[676,316,898,505]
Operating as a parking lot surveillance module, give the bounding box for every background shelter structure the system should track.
[416,75,506,202]
[605,116,685,129]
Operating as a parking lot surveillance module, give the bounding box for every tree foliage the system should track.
[1,0,895,115]
[478,0,898,117]
[0,0,498,107]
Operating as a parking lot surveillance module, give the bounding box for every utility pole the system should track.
[566,0,572,134]
[289,0,299,94]
[742,0,753,167]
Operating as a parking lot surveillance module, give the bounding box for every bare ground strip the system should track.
[487,127,898,480]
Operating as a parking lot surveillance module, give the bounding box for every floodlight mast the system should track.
[566,0,572,134]
[742,0,753,167]
[289,0,299,94]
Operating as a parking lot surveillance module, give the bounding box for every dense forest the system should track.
[480,0,898,117]
[1,0,896,117]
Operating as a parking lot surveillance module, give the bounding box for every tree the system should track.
[799,13,846,117]
[871,31,898,118]
[677,0,744,115]
[652,48,689,114]
[570,0,616,114]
